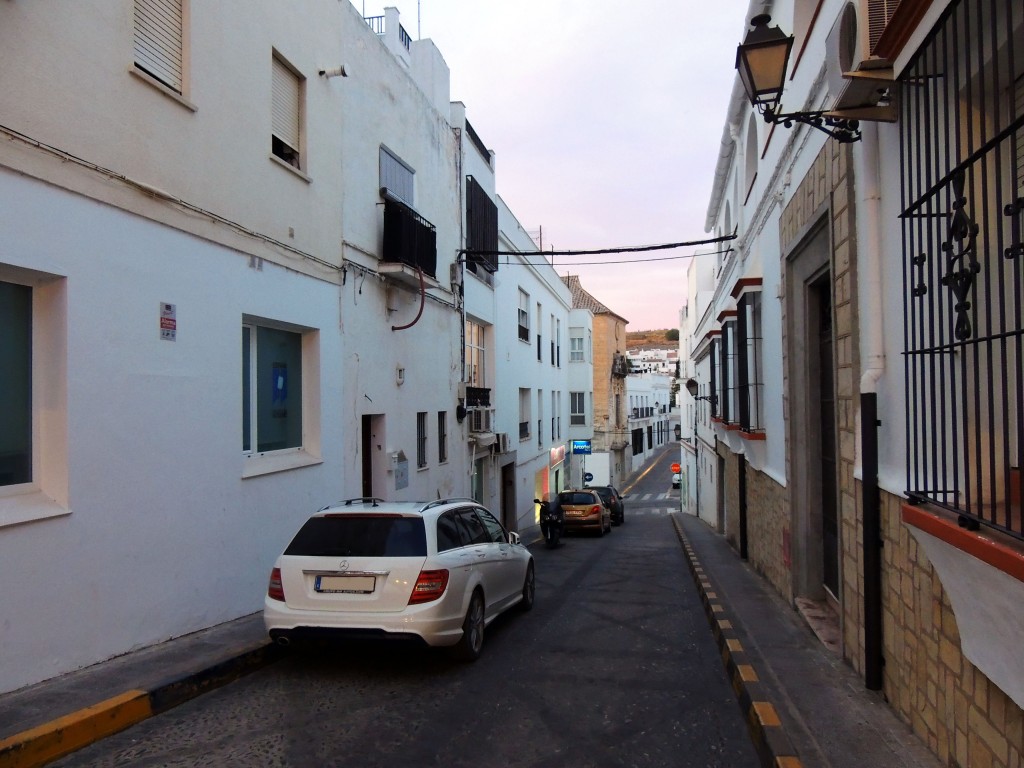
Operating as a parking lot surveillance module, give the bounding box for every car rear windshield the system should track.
[284,515,427,557]
[558,492,598,505]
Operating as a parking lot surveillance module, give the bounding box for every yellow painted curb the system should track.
[775,756,804,768]
[0,690,152,768]
[752,701,781,727]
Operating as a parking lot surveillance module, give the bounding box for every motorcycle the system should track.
[534,498,563,549]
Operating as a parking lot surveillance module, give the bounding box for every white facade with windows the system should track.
[566,308,596,489]
[625,373,673,474]
[687,0,1024,763]
[0,1,474,694]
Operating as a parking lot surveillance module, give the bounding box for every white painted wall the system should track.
[0,0,467,693]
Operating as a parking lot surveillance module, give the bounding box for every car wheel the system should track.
[451,591,485,662]
[518,562,535,612]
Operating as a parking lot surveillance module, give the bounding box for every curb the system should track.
[0,641,284,768]
[670,514,803,768]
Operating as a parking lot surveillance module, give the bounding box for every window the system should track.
[0,281,31,487]
[0,268,68,526]
[631,428,643,456]
[416,412,428,469]
[571,392,587,426]
[899,0,1024,540]
[133,0,185,94]
[737,291,764,435]
[551,391,557,440]
[465,176,498,277]
[570,335,584,362]
[437,411,448,464]
[720,317,737,424]
[519,388,531,440]
[380,146,414,206]
[243,323,305,454]
[556,318,561,366]
[517,290,530,342]
[271,53,303,170]
[537,389,544,447]
[465,320,487,387]
[536,303,543,361]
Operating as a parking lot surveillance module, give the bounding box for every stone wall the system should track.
[875,489,1024,768]
[745,464,792,604]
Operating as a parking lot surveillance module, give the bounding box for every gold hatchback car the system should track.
[556,489,612,536]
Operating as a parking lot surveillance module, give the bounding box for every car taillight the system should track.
[408,569,449,605]
[591,505,602,515]
[268,567,285,602]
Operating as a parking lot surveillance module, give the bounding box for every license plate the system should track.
[315,575,375,594]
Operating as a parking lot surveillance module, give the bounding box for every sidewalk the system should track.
[0,509,945,768]
[672,511,942,768]
[0,614,281,768]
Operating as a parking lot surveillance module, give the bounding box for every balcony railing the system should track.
[364,15,411,52]
[382,197,436,278]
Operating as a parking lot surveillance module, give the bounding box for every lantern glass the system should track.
[735,15,793,108]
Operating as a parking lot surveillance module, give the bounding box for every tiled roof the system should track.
[561,275,628,323]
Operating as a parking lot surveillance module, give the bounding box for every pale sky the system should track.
[361,0,748,330]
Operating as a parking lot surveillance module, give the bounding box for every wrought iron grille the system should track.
[900,0,1024,540]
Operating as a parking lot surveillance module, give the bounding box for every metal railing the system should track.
[900,0,1023,540]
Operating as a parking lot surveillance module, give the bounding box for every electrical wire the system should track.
[485,245,735,267]
[462,234,737,268]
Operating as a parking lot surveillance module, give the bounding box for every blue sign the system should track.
[584,472,594,482]
[571,440,592,455]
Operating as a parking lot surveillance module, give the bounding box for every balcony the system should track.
[382,197,436,280]
[612,353,629,378]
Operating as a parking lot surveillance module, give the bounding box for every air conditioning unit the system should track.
[495,432,510,454]
[469,408,492,433]
[824,0,897,121]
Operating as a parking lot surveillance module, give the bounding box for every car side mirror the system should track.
[507,531,521,545]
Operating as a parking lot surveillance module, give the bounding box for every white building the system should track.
[566,308,596,489]
[689,0,1024,763]
[0,0,504,694]
[625,373,673,474]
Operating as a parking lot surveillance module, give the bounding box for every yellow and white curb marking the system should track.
[671,514,803,768]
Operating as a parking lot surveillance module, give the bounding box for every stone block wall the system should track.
[745,463,792,603]
[875,489,1024,768]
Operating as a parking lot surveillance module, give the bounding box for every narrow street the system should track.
[53,447,758,767]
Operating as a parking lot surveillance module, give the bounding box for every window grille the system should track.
[900,0,1024,540]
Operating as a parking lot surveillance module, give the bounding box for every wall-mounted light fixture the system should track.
[685,378,718,408]
[319,64,349,78]
[736,15,861,143]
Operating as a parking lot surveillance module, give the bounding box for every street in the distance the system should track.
[51,447,758,768]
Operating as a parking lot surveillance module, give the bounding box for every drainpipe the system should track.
[855,121,884,691]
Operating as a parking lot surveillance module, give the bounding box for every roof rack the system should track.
[318,497,384,510]
[419,497,478,511]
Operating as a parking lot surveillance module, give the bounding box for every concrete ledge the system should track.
[0,641,283,768]
[671,514,803,768]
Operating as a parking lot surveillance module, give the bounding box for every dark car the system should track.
[585,485,625,525]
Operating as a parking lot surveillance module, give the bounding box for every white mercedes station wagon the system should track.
[264,498,535,661]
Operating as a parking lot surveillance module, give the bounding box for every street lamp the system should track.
[736,14,861,143]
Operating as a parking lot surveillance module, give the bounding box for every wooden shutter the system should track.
[134,0,183,92]
[271,56,301,153]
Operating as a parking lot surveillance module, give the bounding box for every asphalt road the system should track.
[54,446,758,768]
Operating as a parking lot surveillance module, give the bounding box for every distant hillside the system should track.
[626,329,677,349]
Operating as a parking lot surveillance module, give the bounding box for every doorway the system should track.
[786,220,839,602]
[361,414,385,498]
[812,275,839,598]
